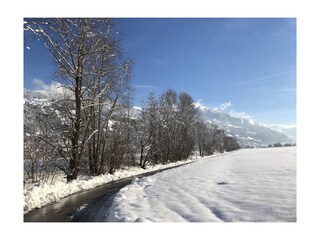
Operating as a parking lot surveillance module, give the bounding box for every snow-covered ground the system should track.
[24,158,197,213]
[107,147,296,222]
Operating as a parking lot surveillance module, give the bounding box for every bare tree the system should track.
[176,92,199,160]
[194,120,240,156]
[194,120,209,157]
[84,56,132,175]
[224,135,241,152]
[24,18,132,180]
[133,93,160,168]
[24,99,66,183]
[135,90,199,167]
[133,110,152,168]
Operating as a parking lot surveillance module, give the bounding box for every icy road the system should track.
[107,147,296,222]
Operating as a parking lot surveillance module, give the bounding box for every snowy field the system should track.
[107,147,296,222]
[24,158,196,213]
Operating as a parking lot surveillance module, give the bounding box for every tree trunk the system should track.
[139,144,144,168]
[69,75,82,180]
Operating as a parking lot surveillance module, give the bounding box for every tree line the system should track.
[24,18,240,183]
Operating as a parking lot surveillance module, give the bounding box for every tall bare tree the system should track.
[24,18,132,180]
[133,93,160,168]
[176,92,199,160]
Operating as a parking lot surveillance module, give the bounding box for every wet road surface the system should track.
[24,163,192,222]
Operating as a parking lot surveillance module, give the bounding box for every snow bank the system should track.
[23,159,196,213]
[107,147,296,222]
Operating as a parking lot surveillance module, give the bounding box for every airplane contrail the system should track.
[235,69,296,86]
[133,84,156,89]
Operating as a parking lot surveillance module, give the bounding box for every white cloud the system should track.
[194,99,232,112]
[195,100,258,125]
[31,78,71,97]
[32,78,50,90]
[133,106,142,111]
[219,101,233,110]
[193,99,210,111]
[265,124,296,129]
[228,110,255,124]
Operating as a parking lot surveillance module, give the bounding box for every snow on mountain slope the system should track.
[198,107,295,147]
[24,88,295,147]
[107,147,296,222]
[268,124,296,140]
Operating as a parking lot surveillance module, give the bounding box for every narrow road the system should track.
[24,162,193,222]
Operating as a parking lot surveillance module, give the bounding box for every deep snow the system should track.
[107,147,296,222]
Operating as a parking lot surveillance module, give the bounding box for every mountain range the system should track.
[197,105,295,147]
[24,88,296,148]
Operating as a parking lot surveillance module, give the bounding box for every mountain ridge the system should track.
[24,88,295,148]
[197,106,295,147]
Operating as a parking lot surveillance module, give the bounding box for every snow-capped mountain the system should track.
[267,125,296,140]
[197,106,295,147]
[24,88,295,148]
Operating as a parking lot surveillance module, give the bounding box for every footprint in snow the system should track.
[217,182,228,185]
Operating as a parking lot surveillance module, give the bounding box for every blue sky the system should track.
[24,18,296,126]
